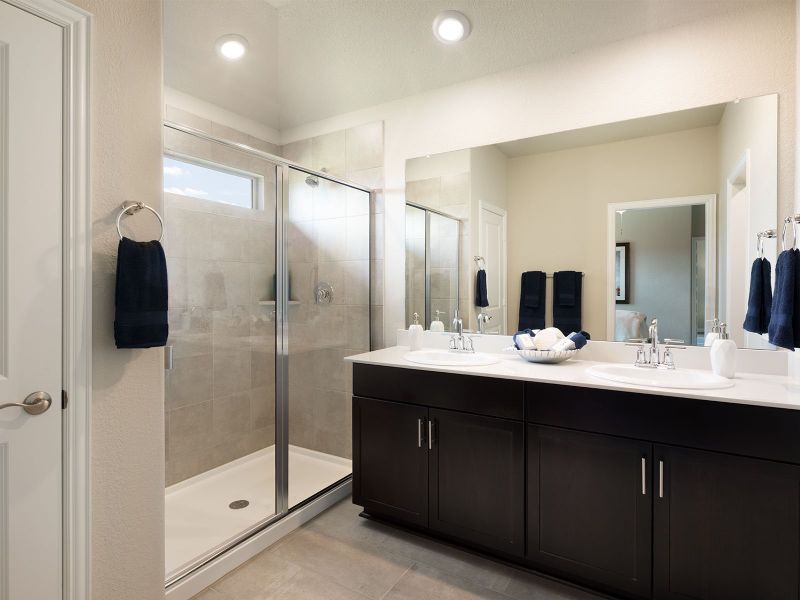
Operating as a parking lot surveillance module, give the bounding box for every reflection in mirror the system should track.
[610,197,714,346]
[405,94,778,349]
[405,204,460,331]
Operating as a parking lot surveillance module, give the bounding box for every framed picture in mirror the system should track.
[615,242,630,304]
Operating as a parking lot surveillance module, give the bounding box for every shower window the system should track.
[163,155,259,209]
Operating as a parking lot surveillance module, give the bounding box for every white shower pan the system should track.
[165,445,351,578]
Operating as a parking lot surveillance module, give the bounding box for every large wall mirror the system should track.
[405,93,778,349]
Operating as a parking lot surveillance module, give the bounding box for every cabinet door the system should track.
[528,425,652,598]
[352,396,428,527]
[654,445,800,600]
[428,408,525,556]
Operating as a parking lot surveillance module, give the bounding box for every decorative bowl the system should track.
[514,348,578,364]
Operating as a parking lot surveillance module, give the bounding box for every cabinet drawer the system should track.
[526,382,800,464]
[354,364,524,420]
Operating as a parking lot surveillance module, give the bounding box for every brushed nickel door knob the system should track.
[0,391,53,415]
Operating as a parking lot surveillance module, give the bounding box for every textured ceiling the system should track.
[164,0,772,131]
[164,0,281,129]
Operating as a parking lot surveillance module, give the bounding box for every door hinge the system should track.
[62,389,68,410]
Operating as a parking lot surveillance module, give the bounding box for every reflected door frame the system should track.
[606,194,717,342]
[478,201,507,335]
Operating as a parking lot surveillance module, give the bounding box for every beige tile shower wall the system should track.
[281,121,385,350]
[163,127,278,486]
[166,104,281,156]
[281,122,382,459]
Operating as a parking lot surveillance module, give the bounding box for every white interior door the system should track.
[0,3,63,598]
[479,205,506,334]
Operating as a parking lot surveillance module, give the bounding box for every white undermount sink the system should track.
[404,350,500,367]
[587,363,735,390]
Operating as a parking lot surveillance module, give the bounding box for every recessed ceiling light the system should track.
[215,34,248,61]
[433,11,471,44]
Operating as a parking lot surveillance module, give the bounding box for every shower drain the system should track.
[229,499,250,510]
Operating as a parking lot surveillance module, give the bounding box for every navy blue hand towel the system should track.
[519,271,545,330]
[553,271,582,333]
[767,249,795,351]
[794,249,800,348]
[114,237,169,349]
[763,257,773,332]
[743,258,772,335]
[475,269,489,307]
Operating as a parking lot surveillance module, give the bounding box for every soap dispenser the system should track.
[409,312,424,351]
[704,319,721,347]
[430,310,445,332]
[710,322,737,379]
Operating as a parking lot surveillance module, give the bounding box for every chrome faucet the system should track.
[449,308,474,353]
[627,318,685,369]
[452,308,463,336]
[477,312,493,334]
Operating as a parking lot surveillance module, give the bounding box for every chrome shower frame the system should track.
[162,121,375,590]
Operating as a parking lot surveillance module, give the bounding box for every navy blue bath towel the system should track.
[114,237,169,349]
[518,271,545,330]
[553,271,582,333]
[767,249,795,351]
[475,269,489,307]
[743,258,772,335]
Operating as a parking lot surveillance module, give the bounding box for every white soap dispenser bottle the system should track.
[409,312,424,351]
[704,319,720,347]
[430,310,445,332]
[710,322,737,379]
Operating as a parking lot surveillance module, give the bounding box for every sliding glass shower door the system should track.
[285,167,371,508]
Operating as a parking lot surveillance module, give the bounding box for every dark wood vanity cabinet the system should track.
[653,445,800,600]
[352,364,525,556]
[353,366,800,600]
[429,408,525,555]
[352,396,428,527]
[527,425,652,598]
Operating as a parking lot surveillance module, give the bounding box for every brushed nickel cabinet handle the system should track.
[641,457,646,495]
[0,391,52,415]
[428,420,433,450]
[659,460,664,498]
[417,418,423,448]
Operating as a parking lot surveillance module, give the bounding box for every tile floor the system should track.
[192,497,607,600]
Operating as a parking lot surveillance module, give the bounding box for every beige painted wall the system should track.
[72,0,166,598]
[506,125,719,338]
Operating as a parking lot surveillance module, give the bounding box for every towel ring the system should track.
[116,202,164,242]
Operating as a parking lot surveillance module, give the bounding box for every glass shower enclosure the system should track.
[162,123,371,584]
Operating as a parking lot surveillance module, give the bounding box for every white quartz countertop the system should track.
[346,346,800,411]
